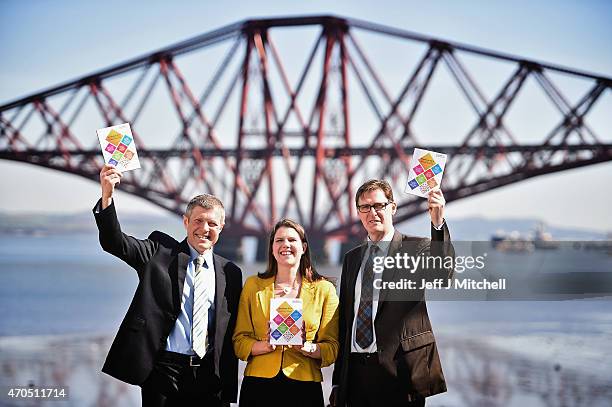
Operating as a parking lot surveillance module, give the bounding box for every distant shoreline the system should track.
[0,212,608,240]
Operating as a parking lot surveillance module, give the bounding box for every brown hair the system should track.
[355,179,394,206]
[185,194,225,223]
[258,218,325,282]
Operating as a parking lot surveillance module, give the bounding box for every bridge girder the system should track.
[1,15,611,239]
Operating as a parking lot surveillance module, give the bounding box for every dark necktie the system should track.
[355,245,379,349]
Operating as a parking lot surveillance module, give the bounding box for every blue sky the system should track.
[1,0,611,231]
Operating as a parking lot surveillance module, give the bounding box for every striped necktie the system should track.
[192,254,209,358]
[355,245,379,349]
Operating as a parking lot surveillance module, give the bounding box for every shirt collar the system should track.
[367,227,395,255]
[187,243,214,267]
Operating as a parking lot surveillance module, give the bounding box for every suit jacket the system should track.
[93,199,243,402]
[233,275,339,382]
[332,226,455,405]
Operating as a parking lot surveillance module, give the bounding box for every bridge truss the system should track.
[1,16,611,243]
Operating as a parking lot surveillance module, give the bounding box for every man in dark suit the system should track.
[330,179,454,407]
[94,164,242,407]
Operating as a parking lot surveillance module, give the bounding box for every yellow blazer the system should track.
[232,275,339,382]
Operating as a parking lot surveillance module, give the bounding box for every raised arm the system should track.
[94,164,158,275]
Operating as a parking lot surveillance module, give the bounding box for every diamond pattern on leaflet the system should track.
[105,129,123,145]
[269,298,303,346]
[271,329,282,340]
[404,148,447,198]
[277,301,293,318]
[97,123,140,172]
[418,153,435,170]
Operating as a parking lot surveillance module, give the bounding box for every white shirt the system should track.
[165,244,216,355]
[351,227,395,353]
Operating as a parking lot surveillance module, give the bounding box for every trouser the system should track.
[347,353,425,407]
[239,371,324,407]
[140,351,223,407]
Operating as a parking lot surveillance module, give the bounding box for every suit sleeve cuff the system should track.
[93,197,114,215]
[93,199,103,214]
[234,337,257,362]
[432,219,445,230]
[431,219,447,241]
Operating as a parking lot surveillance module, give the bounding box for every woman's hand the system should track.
[250,322,277,356]
[293,341,321,359]
[250,340,276,356]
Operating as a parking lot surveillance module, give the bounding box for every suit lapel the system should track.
[345,244,367,325]
[300,279,315,316]
[175,239,191,313]
[213,254,228,374]
[256,277,274,320]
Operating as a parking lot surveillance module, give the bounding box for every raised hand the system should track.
[427,188,446,227]
[100,164,123,209]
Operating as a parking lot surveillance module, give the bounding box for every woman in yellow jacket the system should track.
[233,218,339,407]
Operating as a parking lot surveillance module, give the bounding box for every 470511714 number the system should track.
[5,386,68,399]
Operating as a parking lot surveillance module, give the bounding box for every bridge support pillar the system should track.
[339,237,365,262]
[214,237,243,262]
[255,238,269,263]
[308,237,329,266]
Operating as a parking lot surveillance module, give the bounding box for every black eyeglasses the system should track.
[356,201,393,213]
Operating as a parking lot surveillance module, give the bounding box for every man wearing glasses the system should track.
[330,179,454,407]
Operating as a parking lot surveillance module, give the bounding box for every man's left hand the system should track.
[428,189,445,227]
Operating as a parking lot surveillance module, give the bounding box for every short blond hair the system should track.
[185,194,225,222]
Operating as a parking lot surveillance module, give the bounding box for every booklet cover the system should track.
[97,123,141,172]
[269,298,303,346]
[404,148,447,197]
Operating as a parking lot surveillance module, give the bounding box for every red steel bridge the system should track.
[1,16,611,256]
